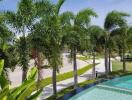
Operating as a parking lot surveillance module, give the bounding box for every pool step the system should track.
[96,85,132,95]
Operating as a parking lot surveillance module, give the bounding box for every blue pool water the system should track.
[103,75,132,89]
[69,75,132,100]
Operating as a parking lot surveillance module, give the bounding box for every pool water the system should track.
[69,75,132,100]
[103,75,132,89]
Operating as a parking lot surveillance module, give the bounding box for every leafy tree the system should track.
[5,0,36,82]
[111,26,132,71]
[0,13,16,81]
[60,9,97,89]
[44,0,65,96]
[104,11,129,74]
[29,0,64,96]
[88,25,104,77]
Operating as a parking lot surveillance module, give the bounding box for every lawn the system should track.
[77,56,91,61]
[39,63,97,88]
[112,61,132,71]
[77,54,104,61]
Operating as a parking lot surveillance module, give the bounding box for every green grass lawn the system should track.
[77,54,103,61]
[112,61,132,71]
[77,56,91,61]
[39,64,97,88]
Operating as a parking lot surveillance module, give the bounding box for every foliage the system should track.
[104,11,130,30]
[0,60,42,100]
[88,25,105,51]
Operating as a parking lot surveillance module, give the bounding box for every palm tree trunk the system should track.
[52,66,57,96]
[122,48,126,72]
[22,38,28,82]
[92,50,96,78]
[108,48,111,73]
[73,47,78,89]
[38,67,42,81]
[33,49,43,81]
[22,28,28,82]
[104,45,109,76]
[37,52,43,81]
[22,67,28,82]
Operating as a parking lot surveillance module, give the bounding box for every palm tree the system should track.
[88,25,104,77]
[5,0,36,82]
[60,9,97,89]
[41,0,65,96]
[0,13,16,80]
[29,0,64,96]
[51,0,65,96]
[104,11,129,74]
[127,27,132,50]
[27,0,54,82]
[111,26,132,71]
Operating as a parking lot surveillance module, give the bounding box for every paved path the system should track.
[39,59,107,100]
[8,53,88,87]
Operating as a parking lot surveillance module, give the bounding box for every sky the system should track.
[0,0,132,27]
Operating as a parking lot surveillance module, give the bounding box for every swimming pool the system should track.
[69,75,132,100]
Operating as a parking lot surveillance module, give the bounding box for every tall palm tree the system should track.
[111,26,132,71]
[5,0,36,82]
[127,27,132,50]
[0,13,14,81]
[104,11,129,74]
[60,9,97,89]
[28,0,54,82]
[51,0,65,96]
[88,25,104,77]
[30,0,64,96]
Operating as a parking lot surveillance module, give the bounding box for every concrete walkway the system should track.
[8,53,88,87]
[39,59,106,100]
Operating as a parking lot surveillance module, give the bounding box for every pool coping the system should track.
[57,75,132,100]
[97,84,132,95]
[57,79,107,100]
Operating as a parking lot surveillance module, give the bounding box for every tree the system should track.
[48,0,65,96]
[5,0,36,82]
[88,25,104,77]
[29,0,64,96]
[27,0,54,82]
[111,26,132,71]
[0,13,16,81]
[60,9,97,89]
[104,11,129,74]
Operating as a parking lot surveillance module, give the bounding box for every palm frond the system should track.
[56,0,65,14]
[104,10,130,30]
[75,8,97,27]
[59,11,74,27]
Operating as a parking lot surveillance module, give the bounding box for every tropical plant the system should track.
[88,25,104,77]
[0,59,42,100]
[111,26,132,71]
[29,0,64,96]
[60,9,97,89]
[0,13,16,81]
[5,0,36,82]
[44,0,64,96]
[104,10,129,74]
